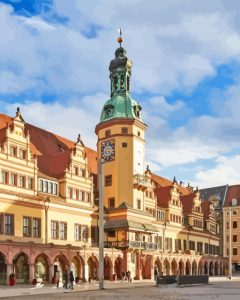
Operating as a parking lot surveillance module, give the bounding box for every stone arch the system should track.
[54,254,69,280]
[34,253,50,282]
[204,261,208,275]
[209,261,214,276]
[154,258,162,275]
[220,262,223,275]
[88,255,99,281]
[179,260,184,275]
[13,252,29,283]
[104,255,113,280]
[192,260,197,275]
[198,261,203,275]
[214,261,219,276]
[0,252,7,284]
[114,256,123,279]
[163,258,170,275]
[141,255,152,279]
[71,255,84,282]
[171,259,178,275]
[185,260,191,275]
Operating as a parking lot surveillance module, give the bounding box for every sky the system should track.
[1,0,240,188]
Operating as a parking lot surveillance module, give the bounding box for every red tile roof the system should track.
[201,201,211,219]
[180,193,195,214]
[155,185,172,208]
[223,185,240,207]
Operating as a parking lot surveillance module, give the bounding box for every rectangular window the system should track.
[28,178,33,190]
[79,191,84,201]
[68,187,73,198]
[48,182,53,194]
[108,197,115,208]
[53,183,57,195]
[121,127,128,134]
[10,146,17,157]
[10,173,17,186]
[1,171,8,184]
[23,216,31,237]
[75,190,79,200]
[74,166,79,175]
[205,243,209,254]
[105,175,112,186]
[19,149,26,159]
[189,240,195,250]
[5,214,14,235]
[233,235,237,242]
[233,248,238,256]
[233,221,237,229]
[59,222,67,240]
[197,242,203,254]
[80,169,86,177]
[32,218,41,238]
[108,231,115,237]
[86,192,91,202]
[165,237,172,251]
[39,179,43,192]
[0,213,4,234]
[81,225,88,242]
[105,130,111,137]
[74,224,81,241]
[122,142,128,148]
[19,176,26,188]
[43,181,48,193]
[51,221,59,239]
[137,199,141,209]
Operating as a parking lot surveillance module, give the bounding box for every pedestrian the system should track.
[126,270,131,282]
[154,268,158,281]
[68,271,74,290]
[62,270,68,289]
[121,271,126,282]
[55,271,60,288]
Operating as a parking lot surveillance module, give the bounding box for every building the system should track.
[0,39,226,285]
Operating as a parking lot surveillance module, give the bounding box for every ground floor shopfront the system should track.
[0,242,228,285]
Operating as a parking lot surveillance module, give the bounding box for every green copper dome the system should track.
[99,46,143,123]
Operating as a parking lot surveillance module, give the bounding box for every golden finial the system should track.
[117,28,123,47]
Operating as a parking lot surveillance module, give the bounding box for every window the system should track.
[189,240,195,250]
[43,181,48,193]
[60,222,67,240]
[32,218,41,238]
[1,171,8,184]
[39,179,43,192]
[137,199,141,209]
[48,182,53,194]
[108,197,115,208]
[105,175,112,186]
[86,192,91,202]
[53,183,57,195]
[28,178,33,190]
[75,190,79,200]
[23,216,31,237]
[165,237,172,251]
[10,173,17,186]
[51,221,59,239]
[5,214,14,235]
[19,149,26,159]
[121,127,128,134]
[233,235,237,243]
[79,191,84,201]
[205,243,209,254]
[122,142,127,148]
[227,222,229,229]
[233,210,237,215]
[105,130,111,137]
[197,242,203,254]
[19,176,25,188]
[68,187,73,198]
[74,224,81,241]
[137,131,140,137]
[80,169,86,177]
[74,166,79,175]
[0,213,4,234]
[233,221,237,229]
[233,248,238,256]
[108,231,116,237]
[82,225,88,242]
[10,146,17,157]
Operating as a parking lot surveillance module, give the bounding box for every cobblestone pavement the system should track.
[1,276,240,300]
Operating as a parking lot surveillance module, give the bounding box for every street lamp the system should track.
[98,158,104,289]
[228,206,232,280]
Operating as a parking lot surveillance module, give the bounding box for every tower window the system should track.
[233,221,237,229]
[105,130,111,137]
[108,197,115,208]
[122,142,127,148]
[137,199,141,209]
[121,127,128,134]
[105,175,112,187]
[137,131,141,137]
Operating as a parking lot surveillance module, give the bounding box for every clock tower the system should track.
[95,35,148,210]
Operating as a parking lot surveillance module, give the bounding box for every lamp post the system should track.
[228,206,232,280]
[98,158,104,289]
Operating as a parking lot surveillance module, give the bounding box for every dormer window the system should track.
[74,166,79,175]
[19,149,26,159]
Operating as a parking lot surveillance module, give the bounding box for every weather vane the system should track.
[117,28,123,47]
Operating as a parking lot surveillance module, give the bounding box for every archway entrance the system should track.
[13,253,29,283]
[104,256,112,280]
[179,260,184,275]
[185,260,191,275]
[35,254,49,282]
[71,255,84,281]
[154,258,162,276]
[0,253,6,284]
[198,261,203,275]
[214,261,219,275]
[88,255,98,281]
[163,259,170,275]
[192,260,197,275]
[114,256,123,279]
[54,254,68,281]
[209,261,214,276]
[204,261,208,274]
[171,259,178,275]
[141,255,152,279]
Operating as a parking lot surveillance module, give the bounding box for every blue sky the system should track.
[1,0,240,188]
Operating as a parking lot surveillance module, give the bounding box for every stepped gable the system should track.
[201,200,211,219]
[0,113,97,178]
[223,185,240,207]
[180,193,196,214]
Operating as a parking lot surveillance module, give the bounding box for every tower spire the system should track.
[117,28,123,47]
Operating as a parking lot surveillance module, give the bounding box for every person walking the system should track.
[126,270,131,282]
[68,271,74,290]
[55,271,60,288]
[62,270,68,289]
[121,271,126,282]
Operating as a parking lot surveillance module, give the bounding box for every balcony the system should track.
[133,174,151,190]
[104,240,159,250]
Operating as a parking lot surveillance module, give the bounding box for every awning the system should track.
[104,219,158,233]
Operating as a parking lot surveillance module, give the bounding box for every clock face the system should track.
[101,139,115,162]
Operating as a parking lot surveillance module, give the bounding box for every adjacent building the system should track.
[0,40,227,285]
